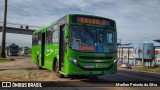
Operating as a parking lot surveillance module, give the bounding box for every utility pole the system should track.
[1,0,8,58]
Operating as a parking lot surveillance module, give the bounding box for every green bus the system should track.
[32,14,117,78]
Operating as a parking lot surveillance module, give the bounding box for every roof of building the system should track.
[154,39,160,43]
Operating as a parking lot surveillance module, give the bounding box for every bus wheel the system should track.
[36,57,43,70]
[55,60,64,78]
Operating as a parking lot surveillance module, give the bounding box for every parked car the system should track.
[122,63,132,69]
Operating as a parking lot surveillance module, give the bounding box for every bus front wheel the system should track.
[54,60,64,78]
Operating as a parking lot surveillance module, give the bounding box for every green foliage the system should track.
[139,66,147,71]
[154,64,160,67]
[0,58,9,62]
[138,66,160,73]
[156,68,160,73]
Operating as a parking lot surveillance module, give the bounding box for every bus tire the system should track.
[54,60,64,78]
[36,56,43,70]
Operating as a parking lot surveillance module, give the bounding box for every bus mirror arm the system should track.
[65,30,69,38]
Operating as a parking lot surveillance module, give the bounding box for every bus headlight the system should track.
[113,59,117,63]
[69,57,77,65]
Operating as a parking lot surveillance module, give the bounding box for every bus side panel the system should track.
[44,44,59,70]
[32,46,40,63]
[31,46,36,63]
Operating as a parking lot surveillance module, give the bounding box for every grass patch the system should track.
[138,66,160,73]
[155,68,160,73]
[0,58,10,62]
[138,66,147,71]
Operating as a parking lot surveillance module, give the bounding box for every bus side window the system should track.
[38,33,41,45]
[32,34,35,46]
[52,24,59,44]
[52,30,59,44]
[46,28,52,44]
[46,30,49,44]
[35,34,38,45]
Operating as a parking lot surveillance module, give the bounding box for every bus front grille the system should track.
[79,56,113,60]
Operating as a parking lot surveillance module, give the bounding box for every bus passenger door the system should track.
[59,25,66,71]
[41,32,45,66]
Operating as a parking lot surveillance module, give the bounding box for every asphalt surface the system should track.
[100,70,160,81]
[0,55,160,89]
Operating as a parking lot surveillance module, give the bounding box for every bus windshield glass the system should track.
[70,25,116,53]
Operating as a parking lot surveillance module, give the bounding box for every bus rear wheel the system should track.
[54,60,64,78]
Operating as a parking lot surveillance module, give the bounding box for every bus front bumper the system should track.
[64,60,117,76]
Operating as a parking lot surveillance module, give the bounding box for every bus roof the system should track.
[33,14,115,35]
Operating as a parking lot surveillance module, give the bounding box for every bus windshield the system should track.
[70,25,116,53]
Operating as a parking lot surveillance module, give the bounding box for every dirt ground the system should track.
[0,55,72,81]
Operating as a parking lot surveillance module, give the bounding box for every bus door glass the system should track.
[41,32,45,66]
[59,25,66,70]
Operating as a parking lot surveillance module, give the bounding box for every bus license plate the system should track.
[85,64,94,68]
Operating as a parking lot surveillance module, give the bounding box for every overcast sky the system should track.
[0,0,160,47]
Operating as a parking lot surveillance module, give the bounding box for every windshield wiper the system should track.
[82,24,95,42]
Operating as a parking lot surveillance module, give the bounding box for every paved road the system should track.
[100,70,160,81]
[0,55,160,89]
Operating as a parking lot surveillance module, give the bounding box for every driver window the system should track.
[107,33,113,44]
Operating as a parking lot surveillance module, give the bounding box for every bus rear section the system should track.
[7,43,19,56]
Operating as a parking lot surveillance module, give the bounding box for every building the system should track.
[118,44,160,66]
[118,47,134,65]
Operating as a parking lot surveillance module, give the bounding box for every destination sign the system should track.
[77,17,107,25]
[72,15,114,26]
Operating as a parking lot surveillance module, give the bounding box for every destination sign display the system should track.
[77,17,107,25]
[72,15,114,26]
